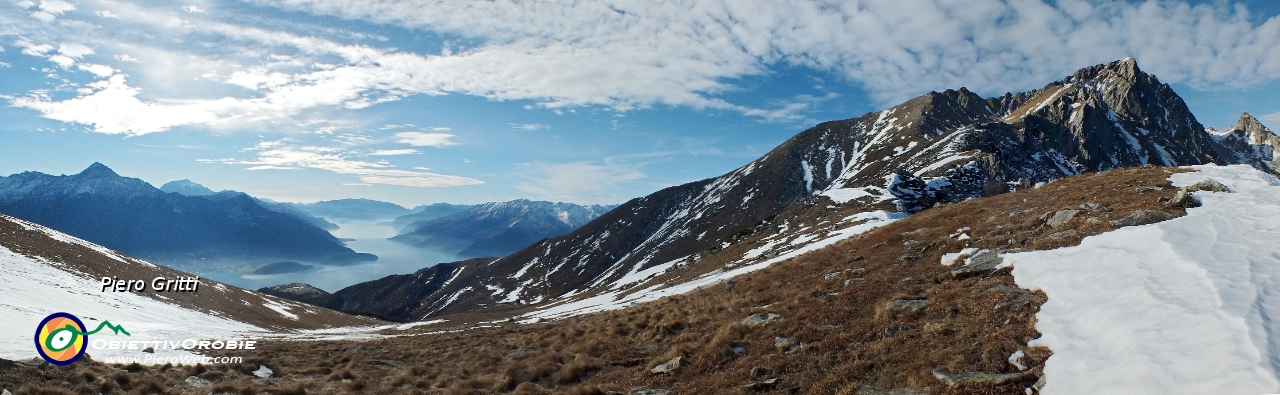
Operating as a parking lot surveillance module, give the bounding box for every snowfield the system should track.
[1008,165,1280,394]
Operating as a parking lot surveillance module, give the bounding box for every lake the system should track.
[201,219,457,292]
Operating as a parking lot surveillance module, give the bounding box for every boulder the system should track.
[1110,210,1174,227]
[888,299,929,312]
[1040,209,1079,228]
[951,249,1003,277]
[1048,229,1076,240]
[650,357,683,374]
[741,313,783,326]
[1188,179,1230,193]
[184,376,212,388]
[931,367,1035,387]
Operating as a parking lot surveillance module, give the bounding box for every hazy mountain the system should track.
[0,163,374,267]
[390,200,616,258]
[392,202,473,231]
[293,198,412,221]
[159,179,216,196]
[238,59,1280,321]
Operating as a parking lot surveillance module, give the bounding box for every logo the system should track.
[34,313,130,365]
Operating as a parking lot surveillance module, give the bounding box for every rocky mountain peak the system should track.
[1234,112,1274,138]
[77,162,119,179]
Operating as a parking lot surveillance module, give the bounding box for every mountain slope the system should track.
[298,59,1278,321]
[0,212,380,361]
[391,200,616,258]
[0,163,372,267]
[159,179,216,196]
[391,202,474,231]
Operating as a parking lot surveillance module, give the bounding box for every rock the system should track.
[1009,209,1028,217]
[725,281,736,293]
[1135,186,1164,193]
[1086,217,1103,225]
[1110,210,1174,227]
[252,365,273,379]
[854,385,930,395]
[849,267,868,277]
[184,376,212,388]
[1188,179,1230,193]
[774,336,795,350]
[1079,202,1106,211]
[1163,187,1201,208]
[650,357,682,374]
[740,313,783,326]
[741,378,779,391]
[506,346,537,358]
[1040,209,1079,228]
[931,368,1034,387]
[823,272,842,280]
[888,299,929,312]
[898,252,920,261]
[951,249,1003,277]
[142,347,154,353]
[1047,229,1076,240]
[1033,374,1047,391]
[630,389,674,395]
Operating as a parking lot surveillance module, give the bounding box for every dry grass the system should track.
[1,167,1189,394]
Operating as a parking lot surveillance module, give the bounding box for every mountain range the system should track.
[390,200,617,258]
[276,58,1280,321]
[0,164,372,268]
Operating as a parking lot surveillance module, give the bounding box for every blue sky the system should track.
[0,0,1277,207]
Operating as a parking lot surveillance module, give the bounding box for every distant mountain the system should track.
[293,198,412,221]
[0,163,375,267]
[258,258,495,321]
[312,59,1280,321]
[392,202,473,231]
[390,200,616,258]
[159,179,216,196]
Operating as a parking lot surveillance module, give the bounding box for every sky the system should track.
[0,0,1277,207]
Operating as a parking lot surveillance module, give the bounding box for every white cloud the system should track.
[515,160,645,204]
[114,54,139,63]
[368,149,419,156]
[394,132,458,147]
[182,5,205,14]
[38,0,74,14]
[508,123,549,131]
[202,140,482,187]
[95,10,120,19]
[57,43,94,58]
[6,0,1280,136]
[76,63,115,77]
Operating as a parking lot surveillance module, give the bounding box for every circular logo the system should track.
[34,312,88,366]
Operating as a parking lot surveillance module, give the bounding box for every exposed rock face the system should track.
[1209,112,1280,172]
[312,59,1278,321]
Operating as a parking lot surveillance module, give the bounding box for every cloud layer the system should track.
[201,140,482,187]
[3,0,1278,136]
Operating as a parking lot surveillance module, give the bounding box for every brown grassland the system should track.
[1,166,1193,394]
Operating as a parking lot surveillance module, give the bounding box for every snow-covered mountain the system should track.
[0,163,372,267]
[0,212,378,362]
[391,200,616,258]
[1208,112,1280,173]
[285,59,1279,321]
[391,202,474,231]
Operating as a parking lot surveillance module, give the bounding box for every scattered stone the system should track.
[252,365,273,379]
[142,347,154,353]
[931,368,1034,387]
[630,389,674,395]
[1110,210,1174,227]
[1047,229,1076,240]
[184,376,212,388]
[1188,179,1230,193]
[774,336,795,350]
[1040,209,1079,228]
[1135,186,1164,193]
[725,281,736,293]
[951,249,1003,277]
[650,357,683,374]
[1079,202,1106,211]
[507,346,537,358]
[844,278,865,286]
[854,385,930,395]
[1009,209,1028,217]
[898,252,920,261]
[740,313,783,326]
[824,272,842,280]
[741,378,779,391]
[888,299,929,312]
[849,267,868,276]
[1086,217,1103,225]
[984,284,1023,293]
